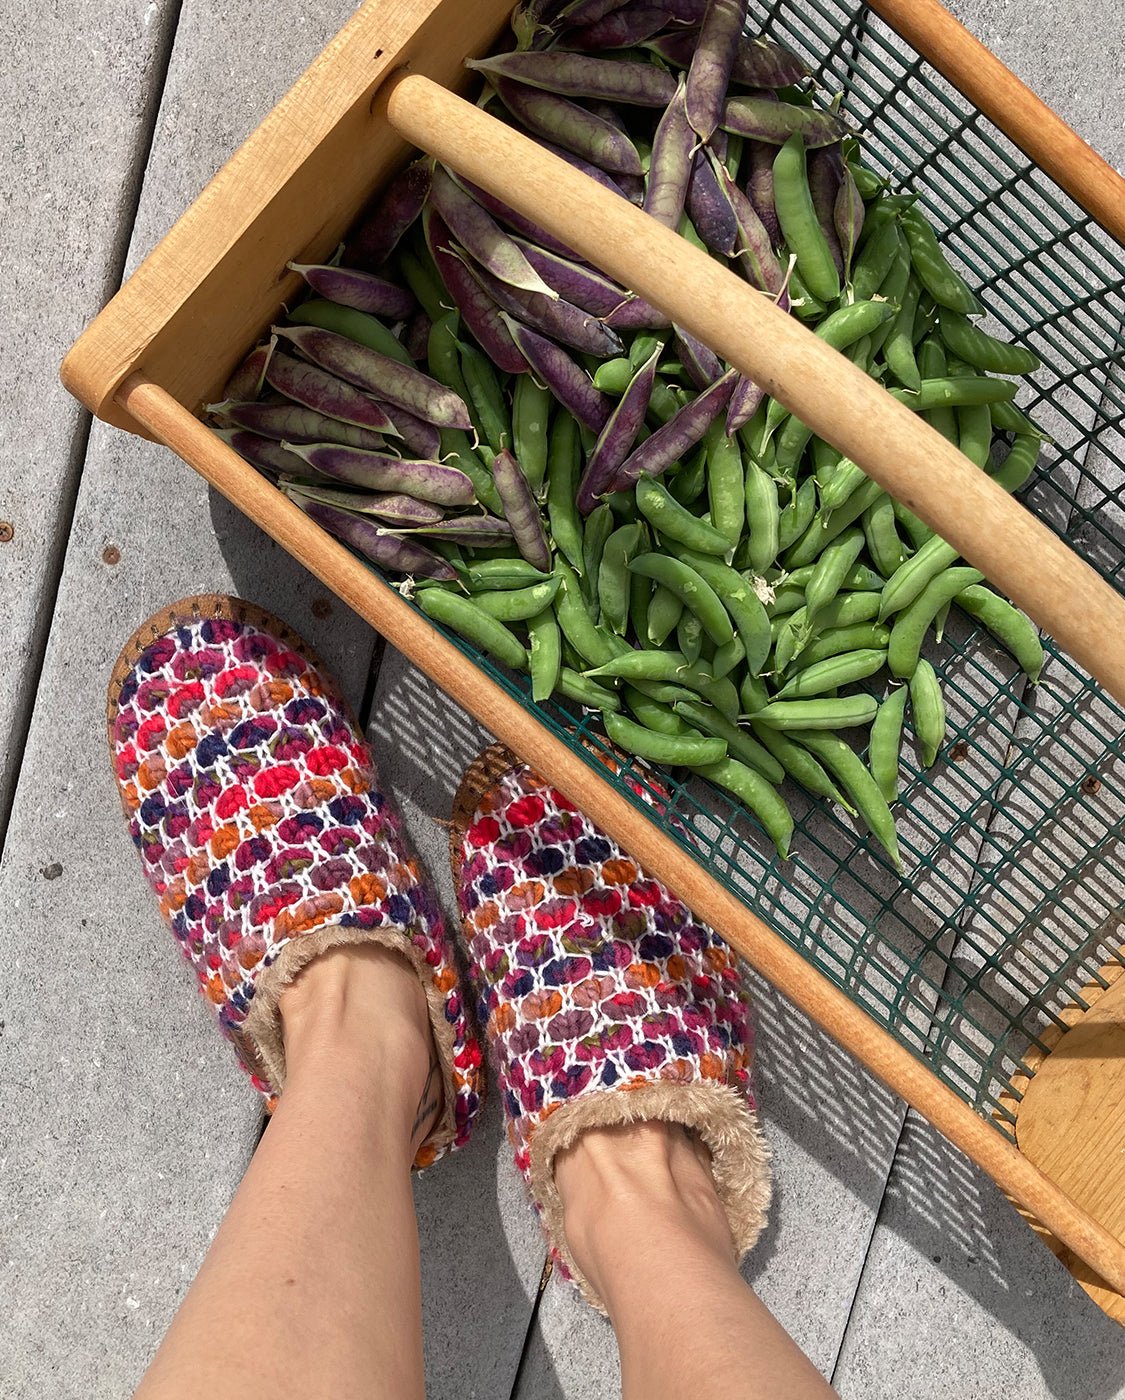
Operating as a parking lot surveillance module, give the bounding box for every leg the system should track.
[556,1122,838,1400]
[134,945,441,1400]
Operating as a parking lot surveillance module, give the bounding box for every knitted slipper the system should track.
[450,743,771,1306]
[107,594,483,1167]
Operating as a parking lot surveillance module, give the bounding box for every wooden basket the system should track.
[62,0,1125,1320]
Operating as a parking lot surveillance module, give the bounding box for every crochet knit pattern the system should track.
[452,746,771,1306]
[108,596,482,1167]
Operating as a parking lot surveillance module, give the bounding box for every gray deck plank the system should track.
[0,0,178,834]
[0,4,379,1395]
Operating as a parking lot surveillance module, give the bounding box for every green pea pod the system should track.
[774,134,841,303]
[805,527,867,620]
[777,648,888,699]
[891,377,1016,412]
[439,428,504,517]
[672,700,786,785]
[528,608,562,703]
[794,730,902,868]
[750,721,857,814]
[467,558,551,591]
[884,278,923,391]
[629,553,735,647]
[909,658,946,768]
[785,479,884,567]
[880,535,961,619]
[868,685,909,803]
[775,477,817,555]
[678,611,704,665]
[546,412,585,574]
[900,206,980,315]
[815,299,897,351]
[629,570,652,648]
[869,248,911,358]
[459,341,512,454]
[418,589,528,670]
[554,559,617,667]
[851,218,902,303]
[691,758,795,859]
[957,400,994,470]
[582,503,615,607]
[862,496,908,578]
[756,696,879,730]
[991,400,1047,437]
[888,566,985,678]
[289,298,414,367]
[636,475,732,556]
[789,622,891,672]
[704,419,746,548]
[604,712,728,768]
[745,461,782,572]
[673,547,773,676]
[892,501,933,551]
[647,584,684,647]
[774,414,814,476]
[513,374,553,493]
[599,523,646,635]
[669,444,709,506]
[988,433,1041,494]
[594,358,634,394]
[937,308,1041,376]
[917,336,957,443]
[819,458,867,515]
[428,311,472,401]
[956,584,1045,680]
[475,577,561,622]
[624,686,689,737]
[558,667,622,712]
[397,245,448,327]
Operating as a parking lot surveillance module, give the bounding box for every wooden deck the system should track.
[1,2,1124,1394]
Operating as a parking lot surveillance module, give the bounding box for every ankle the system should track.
[554,1121,735,1303]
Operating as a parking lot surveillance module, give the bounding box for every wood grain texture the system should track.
[867,0,1125,245]
[382,74,1125,710]
[114,372,1125,1303]
[59,0,514,431]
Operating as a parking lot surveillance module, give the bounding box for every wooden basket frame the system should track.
[62,0,1125,1312]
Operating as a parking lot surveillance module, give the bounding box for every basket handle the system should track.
[383,73,1125,709]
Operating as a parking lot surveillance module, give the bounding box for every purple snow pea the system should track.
[686,0,748,142]
[500,315,613,433]
[688,148,738,255]
[345,159,432,271]
[726,376,766,433]
[745,139,782,246]
[512,237,669,328]
[281,482,446,527]
[492,77,644,176]
[720,95,848,146]
[387,516,515,547]
[454,175,579,259]
[834,160,866,279]
[492,450,553,571]
[372,401,442,461]
[222,337,276,401]
[536,139,632,198]
[264,352,399,436]
[282,442,476,506]
[708,150,786,297]
[551,0,631,27]
[569,5,672,49]
[643,79,695,230]
[208,400,387,451]
[732,36,813,88]
[294,498,457,580]
[429,165,560,299]
[214,428,310,477]
[424,208,529,377]
[467,51,676,107]
[611,368,737,490]
[674,326,723,389]
[808,146,845,278]
[577,344,661,513]
[286,263,416,320]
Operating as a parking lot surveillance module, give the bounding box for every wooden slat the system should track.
[114,372,1125,1304]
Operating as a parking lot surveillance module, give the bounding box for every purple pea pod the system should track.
[208,400,388,451]
[808,146,845,279]
[385,515,515,547]
[468,51,676,107]
[688,148,738,255]
[491,450,553,572]
[282,481,446,527]
[720,95,848,147]
[569,5,672,48]
[372,401,442,461]
[536,139,631,198]
[282,442,476,506]
[726,376,766,433]
[222,337,276,401]
[616,171,646,204]
[686,0,748,142]
[455,247,623,357]
[611,368,738,490]
[513,237,669,328]
[708,151,786,296]
[603,296,674,331]
[834,160,866,280]
[424,208,529,377]
[287,263,416,321]
[345,160,432,272]
[454,174,578,259]
[264,352,400,436]
[577,344,661,513]
[214,428,312,477]
[746,139,782,246]
[492,77,644,177]
[553,0,631,26]
[272,324,472,430]
[403,309,433,363]
[644,79,695,230]
[430,165,559,299]
[644,29,703,68]
[674,325,724,389]
[662,0,709,18]
[500,314,613,433]
[295,497,457,580]
[732,36,813,88]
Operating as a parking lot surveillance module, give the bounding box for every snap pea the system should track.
[513,374,553,493]
[428,311,473,403]
[709,636,746,682]
[784,561,886,593]
[466,558,551,591]
[554,559,617,667]
[704,419,746,547]
[787,266,827,321]
[805,526,867,620]
[957,401,994,469]
[647,584,684,646]
[599,522,645,634]
[774,413,814,476]
[669,445,709,506]
[900,206,980,315]
[558,667,622,712]
[851,218,903,303]
[775,477,817,555]
[819,458,867,515]
[786,478,884,567]
[624,687,690,736]
[677,611,705,664]
[745,461,782,571]
[632,678,709,709]
[475,577,561,622]
[418,589,528,670]
[756,695,879,730]
[582,502,615,606]
[691,758,794,859]
[991,399,1045,436]
[988,432,1041,494]
[880,536,960,618]
[750,721,856,813]
[629,570,652,646]
[774,135,841,303]
[891,377,1017,412]
[793,730,902,868]
[673,701,786,784]
[605,712,727,767]
[909,658,946,768]
[789,622,891,671]
[594,357,634,394]
[862,495,908,578]
[636,475,732,555]
[546,411,585,573]
[806,591,882,630]
[528,608,562,702]
[672,548,773,676]
[777,648,888,698]
[916,336,957,443]
[888,565,985,678]
[767,583,807,617]
[869,248,911,358]
[868,685,909,804]
[937,309,1041,376]
[891,501,933,552]
[741,671,771,715]
[956,585,1045,680]
[629,553,735,646]
[459,341,512,453]
[397,246,448,328]
[884,278,923,391]
[772,609,812,674]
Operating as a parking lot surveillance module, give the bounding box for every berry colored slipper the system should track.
[107,594,483,1167]
[450,744,771,1306]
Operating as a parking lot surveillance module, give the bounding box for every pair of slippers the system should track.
[108,595,770,1306]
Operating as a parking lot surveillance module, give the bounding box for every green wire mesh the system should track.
[400,0,1125,1136]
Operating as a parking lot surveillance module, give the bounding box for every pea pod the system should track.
[884,279,923,391]
[890,377,1016,412]
[636,475,732,556]
[957,401,994,470]
[777,648,888,699]
[868,685,909,804]
[956,585,1045,680]
[988,433,1041,495]
[559,667,622,711]
[862,496,908,579]
[527,608,563,703]
[628,553,736,646]
[880,536,961,619]
[582,503,616,606]
[888,566,985,678]
[604,712,728,767]
[773,134,841,302]
[673,701,786,785]
[546,412,585,572]
[554,559,617,667]
[467,559,551,591]
[789,622,891,671]
[648,584,684,647]
[704,418,747,547]
[775,477,816,556]
[673,548,773,676]
[741,672,771,715]
[750,721,857,813]
[805,527,866,620]
[625,688,690,737]
[492,450,552,572]
[475,577,561,622]
[599,522,646,634]
[900,205,980,315]
[677,612,704,665]
[691,758,794,859]
[793,730,902,868]
[288,298,414,368]
[756,696,879,730]
[937,308,1041,376]
[909,658,946,768]
[513,374,553,493]
[418,589,528,670]
[745,461,782,572]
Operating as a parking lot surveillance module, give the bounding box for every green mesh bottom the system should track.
[403,0,1125,1136]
